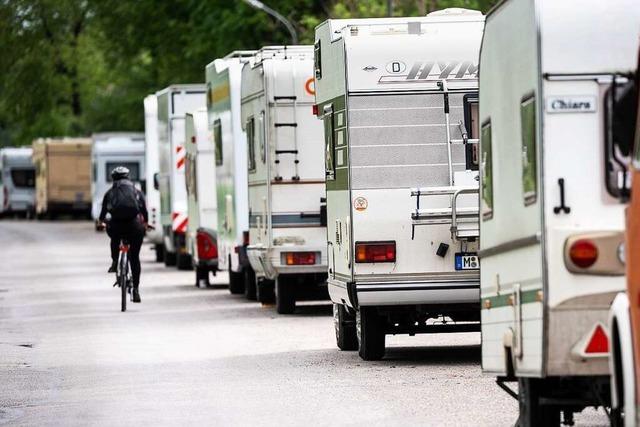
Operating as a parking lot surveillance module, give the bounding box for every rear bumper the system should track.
[247,244,328,279]
[329,279,479,307]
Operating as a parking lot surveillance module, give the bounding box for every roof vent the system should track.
[426,8,482,17]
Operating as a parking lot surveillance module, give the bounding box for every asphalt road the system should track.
[0,221,608,426]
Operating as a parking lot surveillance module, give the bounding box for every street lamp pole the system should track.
[243,0,299,45]
[387,0,393,17]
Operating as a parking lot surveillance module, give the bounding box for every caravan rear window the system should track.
[214,119,223,166]
[106,162,140,182]
[246,117,256,172]
[481,120,493,220]
[11,168,35,188]
[521,95,537,205]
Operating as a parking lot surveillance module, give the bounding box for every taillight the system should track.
[283,251,317,266]
[584,324,609,354]
[197,231,218,260]
[243,231,250,246]
[355,241,396,263]
[312,104,319,116]
[569,239,598,269]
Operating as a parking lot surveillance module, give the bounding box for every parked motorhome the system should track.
[185,109,218,286]
[91,132,145,228]
[144,94,165,262]
[206,51,256,295]
[314,10,484,359]
[0,147,35,217]
[32,138,92,218]
[609,44,640,427]
[241,46,328,312]
[156,85,206,269]
[479,1,640,424]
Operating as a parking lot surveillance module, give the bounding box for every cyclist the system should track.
[98,166,149,303]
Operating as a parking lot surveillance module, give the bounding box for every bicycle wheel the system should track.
[120,255,128,312]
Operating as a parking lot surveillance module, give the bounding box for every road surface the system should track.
[0,221,607,426]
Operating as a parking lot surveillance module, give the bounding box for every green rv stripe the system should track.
[482,288,542,309]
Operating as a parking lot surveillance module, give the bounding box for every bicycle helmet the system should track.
[111,166,130,181]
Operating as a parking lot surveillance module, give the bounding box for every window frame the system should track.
[246,116,256,173]
[259,110,266,164]
[463,94,479,171]
[323,104,335,180]
[480,119,494,221]
[520,93,538,206]
[314,40,322,80]
[214,119,223,166]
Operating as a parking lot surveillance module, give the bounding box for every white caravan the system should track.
[91,132,145,228]
[0,147,35,216]
[156,85,206,270]
[144,94,165,262]
[206,52,255,295]
[185,108,218,286]
[479,0,640,424]
[242,46,328,313]
[315,10,484,359]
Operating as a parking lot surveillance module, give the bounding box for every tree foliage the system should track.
[0,0,498,147]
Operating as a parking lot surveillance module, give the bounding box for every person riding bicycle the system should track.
[98,166,149,303]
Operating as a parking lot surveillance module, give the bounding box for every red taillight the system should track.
[355,241,396,263]
[197,231,218,260]
[284,251,316,266]
[569,239,598,269]
[312,104,319,116]
[191,136,196,143]
[584,324,609,354]
[243,231,250,246]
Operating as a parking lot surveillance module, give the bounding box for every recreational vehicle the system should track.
[144,94,164,261]
[91,132,145,228]
[185,109,218,286]
[0,147,35,217]
[32,138,92,218]
[241,46,328,312]
[314,10,484,359]
[206,52,256,295]
[156,85,206,270]
[609,44,640,427]
[479,1,640,424]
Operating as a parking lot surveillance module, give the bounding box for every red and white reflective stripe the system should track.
[176,145,186,170]
[172,212,188,233]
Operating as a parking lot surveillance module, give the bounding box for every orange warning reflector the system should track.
[584,324,609,354]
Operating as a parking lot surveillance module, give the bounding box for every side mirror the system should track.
[153,173,159,191]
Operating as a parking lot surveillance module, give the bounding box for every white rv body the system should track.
[206,52,256,294]
[91,132,145,222]
[0,147,35,215]
[241,46,328,311]
[479,0,640,420]
[156,85,206,269]
[315,10,484,358]
[185,108,218,284]
[144,94,164,258]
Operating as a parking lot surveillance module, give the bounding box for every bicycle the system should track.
[116,239,133,312]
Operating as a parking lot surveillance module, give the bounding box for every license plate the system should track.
[455,253,479,270]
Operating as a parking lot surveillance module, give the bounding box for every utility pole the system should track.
[243,0,298,45]
[387,0,393,17]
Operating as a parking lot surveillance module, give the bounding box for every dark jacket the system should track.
[98,179,148,223]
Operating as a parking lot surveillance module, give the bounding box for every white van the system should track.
[91,132,145,228]
[314,10,484,360]
[185,109,218,286]
[0,147,35,217]
[156,85,206,269]
[144,94,165,262]
[206,52,256,295]
[479,0,640,423]
[242,46,328,313]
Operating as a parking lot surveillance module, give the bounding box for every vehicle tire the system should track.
[257,278,275,304]
[357,307,386,360]
[517,378,560,427]
[276,275,296,314]
[154,244,164,263]
[229,269,245,295]
[177,253,193,271]
[244,268,257,301]
[164,250,177,267]
[120,273,127,313]
[196,266,210,287]
[334,304,358,351]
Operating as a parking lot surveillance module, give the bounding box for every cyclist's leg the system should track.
[129,228,144,288]
[107,226,119,271]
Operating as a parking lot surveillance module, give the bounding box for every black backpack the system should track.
[109,180,140,220]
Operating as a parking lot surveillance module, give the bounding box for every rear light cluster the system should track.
[196,231,218,260]
[283,251,317,266]
[355,241,396,263]
[584,324,609,354]
[569,239,598,269]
